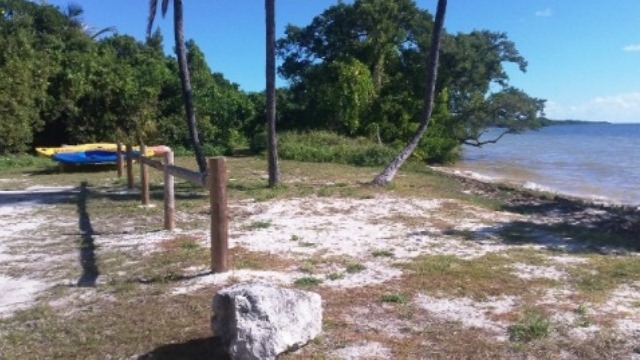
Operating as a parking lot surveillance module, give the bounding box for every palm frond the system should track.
[90,26,117,39]
[65,3,83,20]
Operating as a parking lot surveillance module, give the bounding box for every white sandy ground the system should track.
[1,184,640,357]
[414,294,519,341]
[331,341,392,360]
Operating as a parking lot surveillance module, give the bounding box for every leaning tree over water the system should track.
[372,0,448,185]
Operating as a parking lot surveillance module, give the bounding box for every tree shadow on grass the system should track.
[138,336,230,360]
[85,183,208,203]
[135,269,213,285]
[0,189,77,207]
[445,195,639,254]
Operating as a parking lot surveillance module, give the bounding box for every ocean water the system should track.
[449,123,640,206]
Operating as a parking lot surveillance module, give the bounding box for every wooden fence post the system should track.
[126,143,134,189]
[209,157,229,273]
[140,144,150,206]
[116,143,124,178]
[163,150,175,231]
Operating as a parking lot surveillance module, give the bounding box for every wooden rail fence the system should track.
[116,143,228,273]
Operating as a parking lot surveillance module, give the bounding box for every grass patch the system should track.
[133,237,209,284]
[294,276,323,287]
[502,248,551,266]
[326,272,344,281]
[573,304,593,327]
[381,293,407,304]
[0,289,218,359]
[568,255,640,301]
[371,249,394,258]
[245,220,272,230]
[231,247,296,271]
[0,154,54,171]
[400,254,551,299]
[299,261,316,274]
[508,308,552,342]
[346,263,366,273]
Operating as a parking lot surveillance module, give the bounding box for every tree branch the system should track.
[462,129,511,147]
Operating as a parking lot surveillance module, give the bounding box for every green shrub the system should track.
[249,129,268,153]
[277,131,397,167]
[202,143,226,157]
[171,146,194,157]
[0,155,53,171]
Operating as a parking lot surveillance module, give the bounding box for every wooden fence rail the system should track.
[116,143,228,273]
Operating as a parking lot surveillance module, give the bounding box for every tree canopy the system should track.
[0,0,255,155]
[277,0,545,163]
[0,0,545,166]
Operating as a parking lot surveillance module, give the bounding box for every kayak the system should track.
[36,143,161,157]
[36,143,116,157]
[52,150,141,165]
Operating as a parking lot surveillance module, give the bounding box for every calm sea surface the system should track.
[448,123,640,206]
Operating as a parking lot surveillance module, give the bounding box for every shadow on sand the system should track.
[77,181,99,287]
[443,193,640,254]
[138,337,230,360]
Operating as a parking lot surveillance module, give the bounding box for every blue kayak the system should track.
[52,150,139,164]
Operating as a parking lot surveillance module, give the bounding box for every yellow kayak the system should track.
[35,143,157,157]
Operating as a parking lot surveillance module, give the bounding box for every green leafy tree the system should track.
[277,0,544,165]
[305,58,375,134]
[0,19,47,153]
[457,87,546,147]
[0,0,81,152]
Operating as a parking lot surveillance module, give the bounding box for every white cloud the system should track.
[623,44,640,52]
[535,8,553,17]
[545,92,640,123]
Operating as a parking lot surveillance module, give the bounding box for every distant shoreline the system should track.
[541,119,611,126]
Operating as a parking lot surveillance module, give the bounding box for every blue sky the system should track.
[43,1,640,123]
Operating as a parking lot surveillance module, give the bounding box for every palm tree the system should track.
[147,0,207,173]
[371,0,448,186]
[265,0,280,187]
[64,3,116,39]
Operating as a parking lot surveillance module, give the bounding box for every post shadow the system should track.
[77,181,99,287]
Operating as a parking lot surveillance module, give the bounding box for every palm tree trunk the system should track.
[371,0,447,186]
[174,0,207,173]
[266,0,280,186]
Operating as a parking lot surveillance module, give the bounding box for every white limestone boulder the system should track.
[211,282,322,359]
